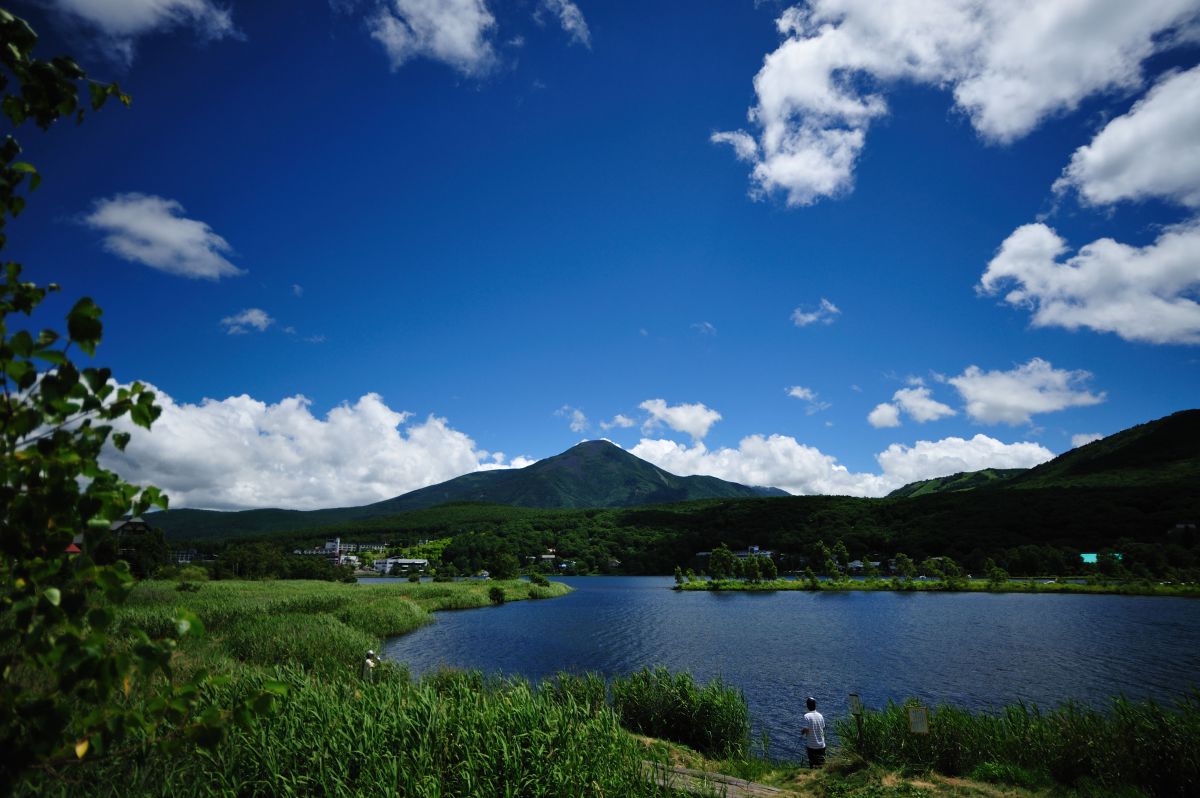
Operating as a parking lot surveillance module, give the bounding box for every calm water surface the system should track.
[379,577,1200,760]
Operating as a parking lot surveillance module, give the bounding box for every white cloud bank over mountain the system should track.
[716,0,1200,205]
[104,388,532,510]
[103,387,1056,510]
[632,432,1052,498]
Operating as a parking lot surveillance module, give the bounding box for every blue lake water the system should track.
[378,576,1200,761]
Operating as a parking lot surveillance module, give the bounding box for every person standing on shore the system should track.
[801,696,826,767]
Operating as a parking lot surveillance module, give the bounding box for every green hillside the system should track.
[1007,409,1200,489]
[154,411,1200,579]
[886,468,1026,498]
[153,440,786,540]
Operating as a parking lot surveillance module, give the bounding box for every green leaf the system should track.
[66,297,103,355]
[43,587,61,606]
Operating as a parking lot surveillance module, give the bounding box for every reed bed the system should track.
[836,694,1200,796]
[19,666,672,798]
[612,666,750,758]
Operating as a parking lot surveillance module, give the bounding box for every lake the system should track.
[378,576,1200,761]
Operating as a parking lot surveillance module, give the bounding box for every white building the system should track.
[374,557,429,574]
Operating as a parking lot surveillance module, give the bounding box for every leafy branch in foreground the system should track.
[0,8,280,791]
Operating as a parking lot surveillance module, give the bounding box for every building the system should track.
[373,557,429,574]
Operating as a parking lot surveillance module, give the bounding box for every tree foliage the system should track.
[0,11,278,790]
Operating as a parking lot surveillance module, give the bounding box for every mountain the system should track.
[886,409,1200,499]
[1005,409,1200,490]
[886,468,1026,498]
[154,440,787,540]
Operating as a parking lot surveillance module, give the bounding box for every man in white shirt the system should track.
[801,696,826,767]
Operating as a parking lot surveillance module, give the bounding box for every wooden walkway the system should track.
[642,761,791,797]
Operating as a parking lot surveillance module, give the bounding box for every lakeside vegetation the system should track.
[676,575,1200,598]
[11,577,1199,796]
[837,696,1200,797]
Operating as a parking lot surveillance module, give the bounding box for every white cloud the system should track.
[868,402,901,428]
[83,193,245,280]
[105,389,529,510]
[979,221,1200,345]
[892,386,956,423]
[639,398,722,441]
[292,284,304,297]
[710,130,758,162]
[555,405,589,433]
[692,321,717,336]
[631,432,1052,497]
[541,0,590,47]
[1055,65,1200,209]
[791,297,840,326]
[1071,432,1104,448]
[874,434,1054,487]
[599,414,635,430]
[370,0,496,75]
[220,308,274,335]
[717,0,1200,205]
[946,358,1105,425]
[786,385,831,415]
[45,0,237,61]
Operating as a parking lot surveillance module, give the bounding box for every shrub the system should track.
[488,586,505,604]
[612,666,749,758]
[837,693,1200,796]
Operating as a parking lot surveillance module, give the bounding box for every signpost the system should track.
[848,693,864,746]
[907,706,929,735]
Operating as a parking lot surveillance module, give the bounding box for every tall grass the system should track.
[612,666,750,758]
[19,666,672,798]
[837,694,1200,796]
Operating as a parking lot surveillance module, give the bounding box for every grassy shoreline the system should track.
[18,578,1196,796]
[676,576,1200,597]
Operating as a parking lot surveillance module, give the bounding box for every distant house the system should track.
[847,560,864,573]
[373,557,428,574]
[111,517,153,535]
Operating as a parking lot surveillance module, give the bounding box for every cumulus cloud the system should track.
[1055,65,1200,209]
[946,358,1105,425]
[220,308,274,335]
[370,0,497,75]
[891,386,956,423]
[82,193,245,280]
[1071,432,1104,448]
[873,434,1054,488]
[599,414,635,431]
[786,385,831,415]
[867,402,901,428]
[979,221,1200,345]
[540,0,590,47]
[639,399,722,441]
[791,298,840,326]
[555,405,588,433]
[104,389,529,510]
[43,0,237,62]
[631,432,1052,497]
[716,0,1200,205]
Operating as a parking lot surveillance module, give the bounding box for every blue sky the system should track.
[9,0,1200,509]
